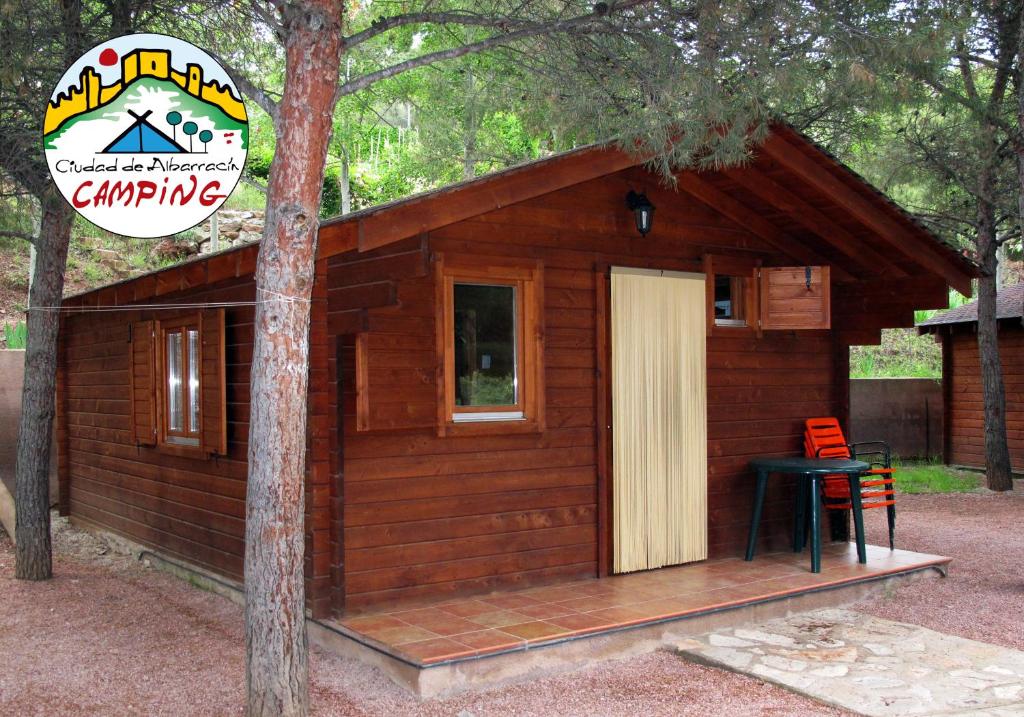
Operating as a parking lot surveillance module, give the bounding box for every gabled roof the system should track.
[64,124,978,309]
[918,283,1024,330]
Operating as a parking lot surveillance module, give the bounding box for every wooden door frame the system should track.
[595,257,703,577]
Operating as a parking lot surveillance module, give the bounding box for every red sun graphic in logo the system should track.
[99,48,118,66]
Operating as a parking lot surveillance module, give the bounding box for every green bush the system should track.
[4,322,27,349]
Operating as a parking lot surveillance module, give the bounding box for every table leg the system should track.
[809,475,821,573]
[793,476,807,553]
[848,472,867,564]
[745,468,768,561]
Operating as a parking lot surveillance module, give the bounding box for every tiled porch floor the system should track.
[334,543,949,666]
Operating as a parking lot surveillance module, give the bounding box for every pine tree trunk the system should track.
[975,176,1013,492]
[15,191,73,580]
[244,2,342,715]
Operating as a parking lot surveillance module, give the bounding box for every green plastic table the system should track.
[745,457,870,573]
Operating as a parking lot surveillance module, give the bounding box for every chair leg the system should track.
[887,503,896,550]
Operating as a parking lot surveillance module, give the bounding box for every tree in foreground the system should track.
[194,0,908,712]
[832,0,1017,489]
[0,0,154,578]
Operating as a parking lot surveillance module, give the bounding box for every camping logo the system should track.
[44,33,248,238]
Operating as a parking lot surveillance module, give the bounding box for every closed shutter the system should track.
[200,308,227,455]
[129,320,157,446]
[760,266,831,330]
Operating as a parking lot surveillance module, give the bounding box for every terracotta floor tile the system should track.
[555,596,618,612]
[453,629,525,651]
[629,598,694,619]
[339,614,407,635]
[522,586,588,603]
[548,611,616,632]
[396,637,471,662]
[372,624,440,645]
[436,600,496,618]
[391,610,484,636]
[585,606,648,625]
[469,610,531,629]
[500,621,567,641]
[479,594,544,610]
[513,602,579,620]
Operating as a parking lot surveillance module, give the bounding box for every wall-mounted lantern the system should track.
[626,190,655,236]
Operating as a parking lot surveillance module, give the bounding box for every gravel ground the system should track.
[854,485,1024,651]
[0,518,847,716]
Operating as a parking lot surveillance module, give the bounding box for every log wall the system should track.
[946,325,1024,472]
[330,168,842,610]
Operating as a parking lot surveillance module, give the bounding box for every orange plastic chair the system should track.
[804,417,897,550]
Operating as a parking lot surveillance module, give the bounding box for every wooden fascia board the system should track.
[675,172,856,282]
[761,134,973,296]
[346,147,639,254]
[725,166,904,277]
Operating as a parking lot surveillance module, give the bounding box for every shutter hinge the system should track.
[805,266,813,291]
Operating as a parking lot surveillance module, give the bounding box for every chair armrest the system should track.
[850,440,892,467]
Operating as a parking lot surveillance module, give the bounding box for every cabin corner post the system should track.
[941,329,953,465]
[56,313,70,517]
[305,258,333,619]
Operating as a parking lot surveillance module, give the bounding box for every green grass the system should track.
[893,459,980,493]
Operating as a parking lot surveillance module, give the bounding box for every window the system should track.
[162,319,201,446]
[435,255,544,435]
[704,255,757,333]
[453,283,519,415]
[703,254,831,333]
[129,309,227,455]
[714,275,747,326]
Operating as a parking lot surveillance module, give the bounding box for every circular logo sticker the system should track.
[44,33,248,238]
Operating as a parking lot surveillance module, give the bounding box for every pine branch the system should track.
[343,12,533,50]
[0,229,36,243]
[241,175,268,194]
[209,52,281,122]
[337,0,654,97]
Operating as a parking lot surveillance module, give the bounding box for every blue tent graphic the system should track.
[103,110,187,153]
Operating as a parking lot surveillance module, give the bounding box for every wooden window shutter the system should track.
[129,320,158,446]
[759,266,831,330]
[200,308,228,455]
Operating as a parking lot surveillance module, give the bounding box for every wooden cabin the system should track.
[57,125,976,618]
[918,283,1024,473]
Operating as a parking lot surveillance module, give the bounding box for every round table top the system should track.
[748,457,870,475]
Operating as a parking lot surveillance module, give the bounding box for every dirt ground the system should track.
[0,521,846,716]
[3,487,1020,716]
[854,485,1024,651]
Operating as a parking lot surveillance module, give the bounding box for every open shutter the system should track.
[200,308,227,455]
[129,320,158,446]
[759,266,831,330]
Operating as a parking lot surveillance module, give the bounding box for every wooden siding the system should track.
[331,167,842,610]
[947,326,1024,471]
[60,275,335,617]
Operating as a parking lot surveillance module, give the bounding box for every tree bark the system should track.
[15,190,73,579]
[976,153,1014,492]
[243,2,342,715]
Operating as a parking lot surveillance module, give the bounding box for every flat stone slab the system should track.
[676,608,1024,716]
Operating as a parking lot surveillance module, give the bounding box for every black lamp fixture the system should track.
[626,190,655,236]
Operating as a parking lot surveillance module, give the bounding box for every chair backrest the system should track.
[804,417,850,460]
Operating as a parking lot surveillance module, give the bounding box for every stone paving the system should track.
[676,608,1024,716]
